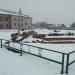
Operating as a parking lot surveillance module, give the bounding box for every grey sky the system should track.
[0,0,75,26]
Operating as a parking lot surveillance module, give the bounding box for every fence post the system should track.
[38,48,42,56]
[61,53,65,74]
[8,41,10,47]
[20,42,23,56]
[65,54,69,74]
[28,46,30,53]
[0,39,2,48]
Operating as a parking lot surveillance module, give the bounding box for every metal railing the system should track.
[0,39,75,74]
[65,50,75,74]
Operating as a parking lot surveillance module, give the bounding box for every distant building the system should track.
[69,22,75,30]
[0,9,32,29]
[33,22,67,30]
[33,22,48,29]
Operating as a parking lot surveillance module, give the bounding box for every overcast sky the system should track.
[0,0,75,26]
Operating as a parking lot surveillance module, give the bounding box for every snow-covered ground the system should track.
[0,29,75,75]
[0,48,62,75]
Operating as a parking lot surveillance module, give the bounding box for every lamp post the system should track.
[17,8,22,34]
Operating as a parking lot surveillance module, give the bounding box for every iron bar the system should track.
[61,53,65,74]
[65,54,69,74]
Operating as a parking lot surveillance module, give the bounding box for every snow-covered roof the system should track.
[0,11,29,17]
[0,11,17,15]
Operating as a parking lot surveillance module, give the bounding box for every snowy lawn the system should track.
[0,48,61,75]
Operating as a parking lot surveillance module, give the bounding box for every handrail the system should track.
[65,49,75,74]
[0,38,67,55]
[68,50,75,55]
[23,43,67,54]
[1,38,75,74]
[0,38,70,74]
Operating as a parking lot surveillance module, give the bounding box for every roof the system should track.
[0,11,29,17]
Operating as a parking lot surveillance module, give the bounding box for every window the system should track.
[14,18,16,21]
[18,18,20,21]
[18,24,20,26]
[14,23,16,26]
[21,24,23,26]
[25,22,27,25]
[5,17,8,21]
[0,17,3,21]
[21,19,23,21]
[0,24,3,29]
[6,24,8,27]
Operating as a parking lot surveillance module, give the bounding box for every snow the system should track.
[0,48,61,75]
[0,29,17,40]
[23,35,42,42]
[0,29,75,75]
[23,43,75,53]
[34,29,75,35]
[46,36,75,38]
[0,11,18,16]
[0,47,75,75]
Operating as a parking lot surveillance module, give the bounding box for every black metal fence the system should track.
[0,39,75,74]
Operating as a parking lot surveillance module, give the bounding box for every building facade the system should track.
[0,13,32,29]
